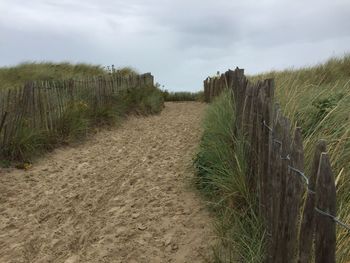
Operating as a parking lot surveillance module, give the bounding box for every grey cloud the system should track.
[0,26,99,64]
[0,0,349,91]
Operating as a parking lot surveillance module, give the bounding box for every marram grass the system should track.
[194,90,266,262]
[0,62,138,90]
[252,54,350,262]
[162,91,204,102]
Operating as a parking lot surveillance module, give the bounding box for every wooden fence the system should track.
[0,73,154,153]
[204,68,340,263]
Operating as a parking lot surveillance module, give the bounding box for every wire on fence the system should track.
[273,139,282,146]
[315,208,350,232]
[262,120,273,132]
[261,121,350,232]
[288,165,316,194]
[288,165,309,185]
[280,154,291,160]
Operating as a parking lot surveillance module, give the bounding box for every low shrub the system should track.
[2,125,48,161]
[117,86,164,115]
[56,101,90,143]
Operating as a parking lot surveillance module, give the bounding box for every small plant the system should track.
[1,125,47,161]
[139,89,164,114]
[56,101,89,142]
[88,102,121,126]
[302,93,345,137]
[312,93,344,120]
[117,86,164,115]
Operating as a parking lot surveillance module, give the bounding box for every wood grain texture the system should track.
[315,152,336,263]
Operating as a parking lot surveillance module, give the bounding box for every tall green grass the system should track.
[194,91,266,262]
[251,54,350,262]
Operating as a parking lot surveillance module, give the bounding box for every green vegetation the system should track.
[120,86,165,115]
[2,125,50,162]
[162,90,204,102]
[0,62,138,90]
[194,91,266,262]
[252,54,350,262]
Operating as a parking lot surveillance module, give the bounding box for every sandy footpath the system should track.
[0,102,214,263]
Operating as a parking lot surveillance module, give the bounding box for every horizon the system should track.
[1,0,350,92]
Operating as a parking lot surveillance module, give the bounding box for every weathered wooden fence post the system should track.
[284,128,305,263]
[298,140,327,263]
[0,112,8,136]
[269,105,283,261]
[259,79,274,230]
[272,116,291,262]
[315,152,336,263]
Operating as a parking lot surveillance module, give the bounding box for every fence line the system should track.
[203,68,349,263]
[0,73,154,155]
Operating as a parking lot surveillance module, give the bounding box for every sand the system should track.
[0,102,214,263]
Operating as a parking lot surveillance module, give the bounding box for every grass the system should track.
[2,125,49,161]
[120,86,165,115]
[250,54,350,262]
[55,101,90,143]
[0,62,138,90]
[162,90,204,102]
[194,90,266,262]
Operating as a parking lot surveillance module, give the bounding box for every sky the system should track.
[1,0,350,91]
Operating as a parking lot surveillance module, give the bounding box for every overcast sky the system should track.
[1,0,350,91]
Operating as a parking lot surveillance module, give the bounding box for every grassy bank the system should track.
[252,55,350,262]
[194,91,266,262]
[0,62,137,90]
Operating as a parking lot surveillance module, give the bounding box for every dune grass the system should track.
[251,54,350,262]
[162,90,204,102]
[194,91,266,262]
[0,62,138,90]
